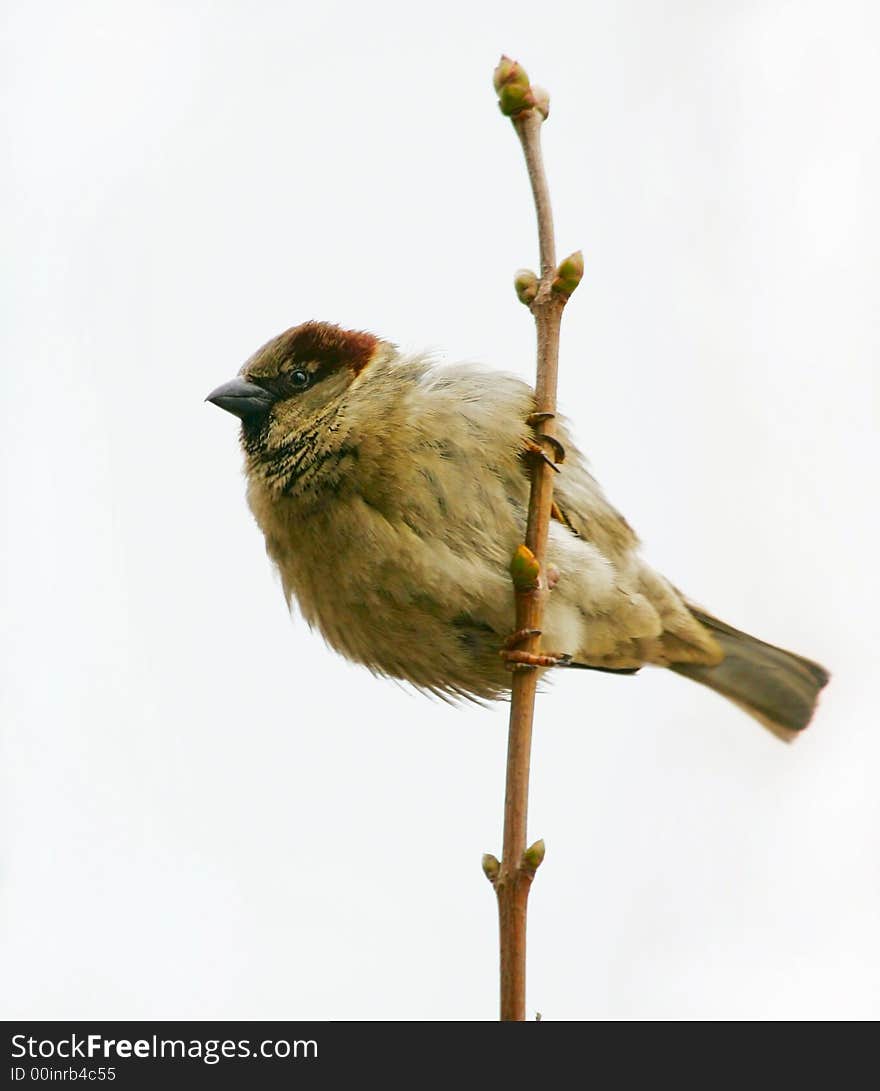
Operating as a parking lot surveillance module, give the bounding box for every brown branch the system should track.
[485,57,583,1022]
[515,108,557,279]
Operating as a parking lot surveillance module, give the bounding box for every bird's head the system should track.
[207,321,384,473]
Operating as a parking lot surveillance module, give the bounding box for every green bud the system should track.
[514,268,538,305]
[510,544,540,591]
[493,55,529,93]
[482,853,501,883]
[498,84,536,117]
[522,839,546,873]
[551,250,584,298]
[493,55,534,117]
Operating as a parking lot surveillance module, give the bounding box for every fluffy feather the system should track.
[210,321,829,737]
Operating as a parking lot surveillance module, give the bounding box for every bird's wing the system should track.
[548,422,640,563]
[549,427,723,669]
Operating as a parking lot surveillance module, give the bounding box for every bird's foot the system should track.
[522,439,561,473]
[502,628,542,650]
[525,411,566,465]
[501,649,573,672]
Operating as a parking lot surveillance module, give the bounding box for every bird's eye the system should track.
[290,369,310,390]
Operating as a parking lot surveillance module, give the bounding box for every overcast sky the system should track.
[3,0,878,1020]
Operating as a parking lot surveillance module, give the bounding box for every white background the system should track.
[2,1,878,1020]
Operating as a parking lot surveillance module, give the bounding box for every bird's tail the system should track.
[670,606,830,742]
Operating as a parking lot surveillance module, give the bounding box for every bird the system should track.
[207,320,829,741]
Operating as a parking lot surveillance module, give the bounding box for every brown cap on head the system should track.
[250,321,380,378]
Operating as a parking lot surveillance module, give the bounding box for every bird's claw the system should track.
[525,411,565,464]
[539,434,566,464]
[501,649,573,672]
[523,439,562,473]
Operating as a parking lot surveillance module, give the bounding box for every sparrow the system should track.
[207,320,829,741]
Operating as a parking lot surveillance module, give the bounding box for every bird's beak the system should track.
[205,377,276,422]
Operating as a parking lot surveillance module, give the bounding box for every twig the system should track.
[483,57,583,1022]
